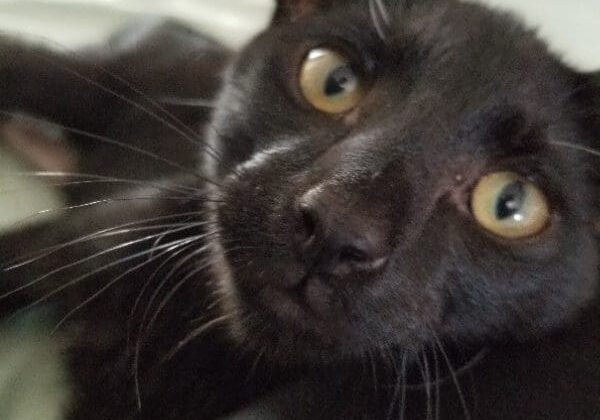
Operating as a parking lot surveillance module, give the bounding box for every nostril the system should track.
[337,239,390,273]
[339,245,369,264]
[298,204,318,242]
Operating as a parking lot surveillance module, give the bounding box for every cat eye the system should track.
[471,172,550,239]
[299,48,366,114]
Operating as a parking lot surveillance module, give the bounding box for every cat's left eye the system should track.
[299,48,366,114]
[471,172,550,239]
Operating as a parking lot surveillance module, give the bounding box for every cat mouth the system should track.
[263,274,345,325]
[234,269,377,355]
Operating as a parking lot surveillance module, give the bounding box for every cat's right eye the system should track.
[471,171,551,239]
[299,48,366,114]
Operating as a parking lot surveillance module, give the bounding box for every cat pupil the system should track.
[496,181,525,220]
[324,65,354,96]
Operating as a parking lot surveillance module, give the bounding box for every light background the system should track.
[0,0,598,69]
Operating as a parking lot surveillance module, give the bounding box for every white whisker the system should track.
[0,222,206,299]
[3,212,212,271]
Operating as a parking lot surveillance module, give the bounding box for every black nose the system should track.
[294,188,391,278]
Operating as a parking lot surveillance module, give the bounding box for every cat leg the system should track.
[0,20,230,200]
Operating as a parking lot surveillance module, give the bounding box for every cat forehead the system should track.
[235,0,570,129]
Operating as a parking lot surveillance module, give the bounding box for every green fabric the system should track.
[0,311,71,420]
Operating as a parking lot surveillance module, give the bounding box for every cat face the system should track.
[205,0,599,360]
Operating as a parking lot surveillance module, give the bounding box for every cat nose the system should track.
[294,189,391,277]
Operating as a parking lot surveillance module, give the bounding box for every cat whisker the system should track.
[369,0,392,42]
[206,293,229,312]
[7,233,205,323]
[433,344,441,420]
[137,242,216,338]
[384,348,399,420]
[134,288,230,410]
[422,349,433,420]
[400,352,407,420]
[372,349,381,397]
[244,345,267,385]
[138,311,234,409]
[0,179,178,196]
[132,238,230,386]
[0,222,207,299]
[404,346,488,390]
[3,211,212,271]
[163,313,233,363]
[50,240,192,334]
[158,96,216,109]
[0,110,218,184]
[374,0,392,26]
[6,195,213,231]
[142,244,221,337]
[2,36,227,165]
[432,333,472,420]
[147,217,196,260]
[201,122,244,177]
[126,241,201,350]
[549,140,600,158]
[1,171,206,196]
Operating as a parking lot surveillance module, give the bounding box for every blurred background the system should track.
[0,1,598,419]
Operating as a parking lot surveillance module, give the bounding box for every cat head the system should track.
[205,0,599,361]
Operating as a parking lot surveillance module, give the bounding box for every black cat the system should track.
[0,1,598,419]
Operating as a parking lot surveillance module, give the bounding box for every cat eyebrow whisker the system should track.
[369,0,389,42]
[375,0,392,26]
[549,140,600,158]
[369,0,394,42]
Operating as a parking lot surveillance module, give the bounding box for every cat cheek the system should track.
[343,109,361,125]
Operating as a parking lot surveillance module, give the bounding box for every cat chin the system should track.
[210,270,428,364]
[205,224,431,363]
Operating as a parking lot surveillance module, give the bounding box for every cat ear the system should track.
[272,0,333,24]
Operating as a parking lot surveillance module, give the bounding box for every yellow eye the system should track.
[471,172,550,239]
[299,48,365,114]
